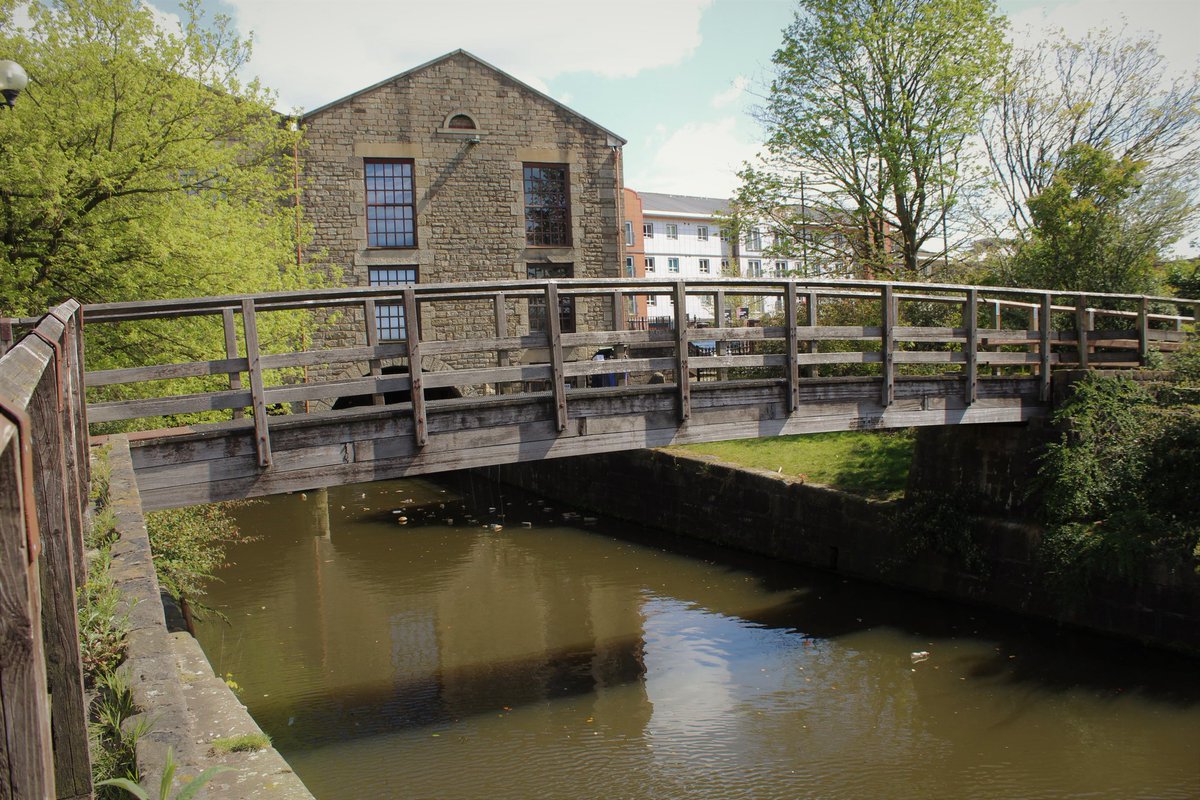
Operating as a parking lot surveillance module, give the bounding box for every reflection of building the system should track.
[300,50,626,346]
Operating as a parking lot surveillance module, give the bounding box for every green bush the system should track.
[145,503,248,612]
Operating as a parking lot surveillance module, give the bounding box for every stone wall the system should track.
[301,51,624,367]
[487,446,1200,655]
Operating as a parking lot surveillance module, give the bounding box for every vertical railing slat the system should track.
[805,290,819,379]
[1075,296,1089,370]
[1040,293,1052,402]
[495,292,509,395]
[544,284,567,432]
[715,289,728,383]
[221,308,244,420]
[674,281,690,422]
[363,298,384,406]
[880,284,895,408]
[1137,296,1149,367]
[784,282,799,413]
[964,288,979,406]
[402,288,428,447]
[240,299,272,467]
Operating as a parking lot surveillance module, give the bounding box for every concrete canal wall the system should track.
[488,430,1200,655]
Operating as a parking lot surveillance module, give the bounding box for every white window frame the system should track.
[748,259,763,278]
[624,221,634,246]
[643,222,654,239]
[668,257,680,273]
[624,256,634,277]
[697,225,709,241]
[645,256,656,273]
[747,228,762,251]
[698,258,710,274]
[665,223,678,239]
[775,260,788,277]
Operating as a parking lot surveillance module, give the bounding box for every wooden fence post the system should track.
[27,353,92,799]
[240,299,272,467]
[0,412,56,799]
[221,308,245,420]
[964,288,979,406]
[674,281,690,422]
[805,290,819,379]
[544,283,567,432]
[784,283,799,413]
[1075,296,1089,370]
[1040,293,1053,402]
[610,290,628,387]
[1137,296,1149,367]
[715,289,728,383]
[363,299,385,406]
[402,288,428,446]
[495,292,509,394]
[881,284,895,407]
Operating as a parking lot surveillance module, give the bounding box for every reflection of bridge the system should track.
[67,278,1194,510]
[0,279,1196,794]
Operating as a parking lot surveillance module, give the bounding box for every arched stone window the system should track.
[446,113,477,130]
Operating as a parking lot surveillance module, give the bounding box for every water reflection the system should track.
[195,478,1200,800]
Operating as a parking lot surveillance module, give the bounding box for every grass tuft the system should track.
[211,733,271,754]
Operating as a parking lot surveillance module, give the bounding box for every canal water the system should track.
[194,477,1200,800]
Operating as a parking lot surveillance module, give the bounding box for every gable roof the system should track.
[300,49,626,145]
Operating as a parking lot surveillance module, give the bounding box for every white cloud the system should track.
[202,0,715,111]
[628,117,761,198]
[710,75,749,108]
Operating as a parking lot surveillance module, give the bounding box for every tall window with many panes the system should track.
[365,160,416,248]
[523,164,571,246]
[526,263,575,333]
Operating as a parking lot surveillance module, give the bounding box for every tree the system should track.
[980,27,1200,240]
[1006,143,1184,293]
[0,0,315,331]
[733,0,1008,277]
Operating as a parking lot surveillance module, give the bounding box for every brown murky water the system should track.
[195,477,1200,800]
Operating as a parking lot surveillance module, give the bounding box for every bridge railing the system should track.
[0,300,93,798]
[65,279,1198,466]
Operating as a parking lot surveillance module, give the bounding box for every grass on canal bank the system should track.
[670,429,914,500]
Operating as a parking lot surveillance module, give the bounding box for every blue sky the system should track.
[154,0,1199,236]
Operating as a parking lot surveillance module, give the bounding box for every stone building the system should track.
[300,50,626,352]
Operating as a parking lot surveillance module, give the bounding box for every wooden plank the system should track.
[564,357,674,379]
[688,354,788,370]
[796,351,883,366]
[1137,297,1149,367]
[805,290,818,379]
[715,288,728,382]
[363,298,385,407]
[495,292,509,394]
[892,326,968,342]
[1075,296,1089,370]
[259,342,409,370]
[84,356,248,388]
[264,374,413,404]
[87,388,253,424]
[403,288,428,447]
[241,299,272,467]
[1040,293,1052,402]
[964,288,978,405]
[700,326,788,342]
[892,351,967,364]
[794,325,885,340]
[422,363,553,388]
[222,308,245,420]
[674,282,690,422]
[28,367,91,798]
[0,425,55,800]
[880,286,895,407]
[421,333,547,356]
[784,285,799,413]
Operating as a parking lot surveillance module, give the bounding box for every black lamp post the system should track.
[0,60,29,108]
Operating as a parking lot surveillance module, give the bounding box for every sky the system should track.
[150,0,1199,220]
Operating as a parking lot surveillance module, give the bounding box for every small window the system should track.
[643,222,654,239]
[775,260,788,277]
[748,259,763,278]
[666,223,678,239]
[624,256,634,277]
[699,258,710,274]
[721,259,729,270]
[697,225,709,241]
[647,294,657,307]
[624,221,634,246]
[668,257,680,273]
[527,263,575,333]
[746,228,762,251]
[448,114,476,130]
[645,256,656,273]
[368,267,418,340]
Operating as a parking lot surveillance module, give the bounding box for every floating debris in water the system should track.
[583,517,598,525]
[396,517,407,525]
[522,522,533,528]
[911,651,931,664]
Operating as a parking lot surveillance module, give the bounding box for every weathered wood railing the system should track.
[0,301,92,799]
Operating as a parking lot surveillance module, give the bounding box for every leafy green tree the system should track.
[1007,143,1184,293]
[734,0,1008,277]
[0,0,316,331]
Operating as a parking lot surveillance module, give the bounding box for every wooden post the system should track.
[53,309,87,589]
[674,281,690,422]
[714,289,728,383]
[222,309,245,420]
[1075,296,1089,370]
[964,288,979,406]
[1040,293,1052,402]
[880,284,895,407]
[544,283,567,432]
[0,417,56,799]
[495,292,509,395]
[784,282,799,413]
[363,299,385,406]
[1137,296,1149,367]
[240,299,272,467]
[402,288,428,446]
[0,318,12,357]
[805,290,819,379]
[610,290,628,387]
[27,362,91,798]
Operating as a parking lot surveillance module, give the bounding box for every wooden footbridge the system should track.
[22,277,1196,511]
[0,278,1196,795]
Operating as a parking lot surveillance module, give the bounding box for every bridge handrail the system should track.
[0,300,92,797]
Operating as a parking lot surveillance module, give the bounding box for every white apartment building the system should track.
[632,190,832,322]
